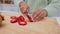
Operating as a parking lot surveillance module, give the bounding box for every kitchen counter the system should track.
[0,12,60,34]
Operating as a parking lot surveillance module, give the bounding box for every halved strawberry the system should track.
[18,16,25,21]
[17,16,27,26]
[10,16,17,19]
[18,21,27,26]
[10,19,17,23]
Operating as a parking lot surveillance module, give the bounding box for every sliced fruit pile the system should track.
[0,14,4,26]
[10,15,33,26]
[10,9,34,26]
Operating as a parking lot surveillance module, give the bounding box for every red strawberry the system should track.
[10,16,17,23]
[22,9,33,22]
[0,15,4,21]
[18,16,25,21]
[17,16,27,26]
[18,21,27,26]
[10,16,17,19]
[10,19,17,23]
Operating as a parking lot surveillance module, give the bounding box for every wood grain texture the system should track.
[0,12,60,34]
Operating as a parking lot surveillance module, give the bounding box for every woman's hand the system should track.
[32,8,48,22]
[19,2,29,14]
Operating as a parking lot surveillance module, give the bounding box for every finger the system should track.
[33,17,43,22]
[35,11,44,21]
[37,10,47,18]
[32,9,45,21]
[33,10,43,21]
[20,2,29,12]
[39,10,45,17]
[37,16,44,21]
[40,11,47,18]
[32,8,41,17]
[35,10,46,21]
[35,10,43,19]
[37,10,48,21]
[33,10,48,22]
[20,6,28,13]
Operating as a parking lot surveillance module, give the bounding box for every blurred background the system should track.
[0,0,14,4]
[0,0,19,13]
[0,0,60,17]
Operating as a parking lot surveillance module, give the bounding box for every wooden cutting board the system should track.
[0,12,60,34]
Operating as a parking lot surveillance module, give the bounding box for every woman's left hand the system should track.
[32,8,48,22]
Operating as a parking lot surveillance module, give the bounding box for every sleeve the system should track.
[44,0,60,17]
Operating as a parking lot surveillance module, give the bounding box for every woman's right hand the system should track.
[19,2,29,14]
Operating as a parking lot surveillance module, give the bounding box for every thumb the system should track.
[22,9,28,15]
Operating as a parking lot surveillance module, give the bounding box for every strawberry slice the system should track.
[17,16,27,26]
[10,19,17,23]
[10,16,17,23]
[10,16,17,19]
[18,16,25,21]
[18,21,27,26]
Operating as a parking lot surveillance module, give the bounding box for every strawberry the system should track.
[26,15,33,22]
[10,16,17,23]
[10,16,17,19]
[18,16,25,21]
[0,15,4,21]
[0,14,4,26]
[17,16,27,26]
[18,21,27,26]
[10,19,17,23]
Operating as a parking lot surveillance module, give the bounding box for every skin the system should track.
[19,2,29,13]
[19,2,48,22]
[32,8,48,22]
